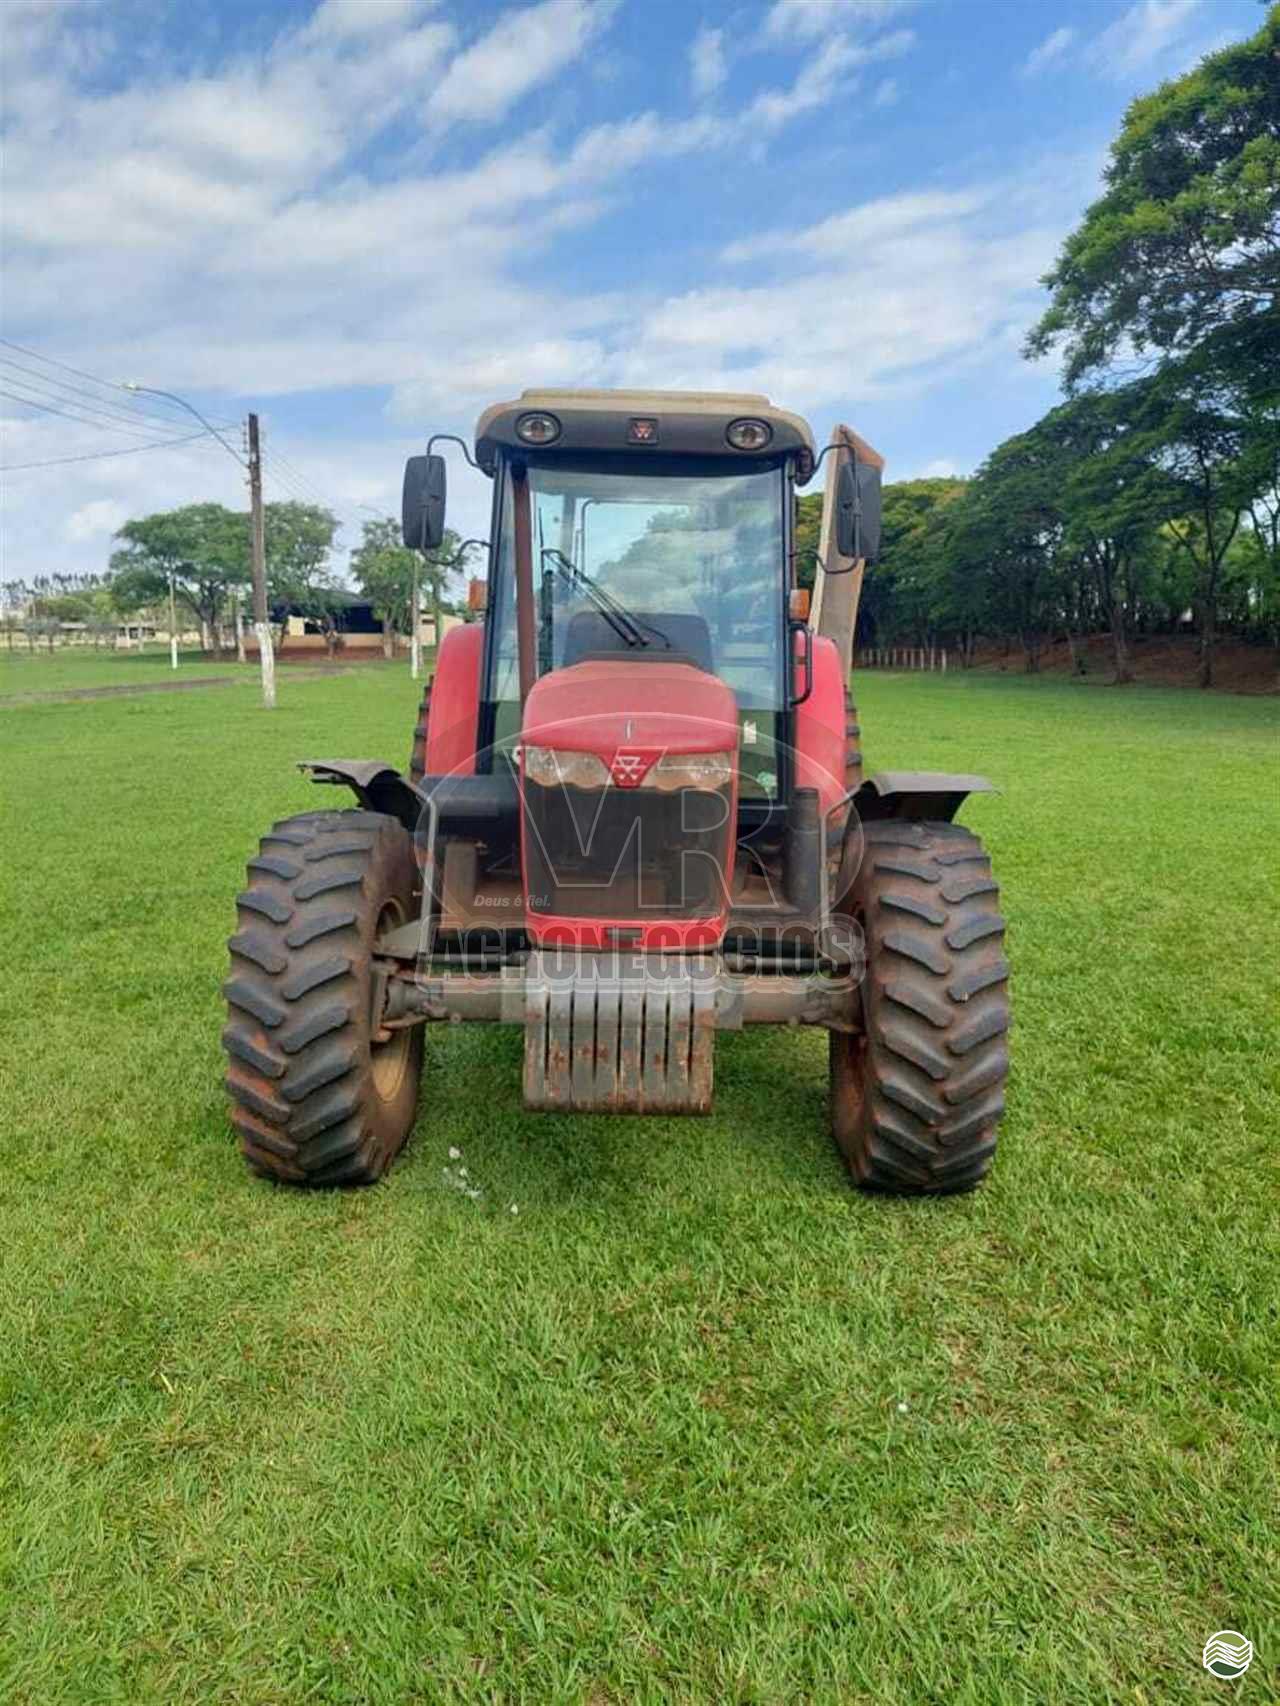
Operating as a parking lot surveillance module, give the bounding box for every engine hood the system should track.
[522,659,738,756]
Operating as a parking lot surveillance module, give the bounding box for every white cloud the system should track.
[65,498,131,542]
[689,25,726,99]
[425,0,615,127]
[1087,0,1201,77]
[872,76,898,107]
[306,0,435,41]
[1022,25,1076,76]
[623,172,1072,409]
[0,0,1087,585]
[763,0,913,44]
[746,29,913,130]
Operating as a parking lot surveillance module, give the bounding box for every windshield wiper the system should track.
[539,547,664,650]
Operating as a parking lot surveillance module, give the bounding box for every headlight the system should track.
[523,747,732,791]
[647,752,733,792]
[726,417,772,451]
[515,411,561,446]
[524,745,610,788]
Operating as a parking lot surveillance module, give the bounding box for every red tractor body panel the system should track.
[424,623,484,778]
[520,659,739,952]
[521,659,739,753]
[793,632,850,816]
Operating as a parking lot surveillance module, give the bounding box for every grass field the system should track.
[0,644,258,694]
[2,660,1277,1704]
[0,645,414,699]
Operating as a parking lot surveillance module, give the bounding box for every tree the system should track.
[1027,11,1280,388]
[868,478,970,649]
[1037,389,1166,683]
[1134,353,1258,686]
[422,530,472,647]
[962,430,1078,673]
[350,518,419,658]
[352,522,470,658]
[110,504,249,655]
[85,584,121,649]
[1,580,27,651]
[264,502,341,647]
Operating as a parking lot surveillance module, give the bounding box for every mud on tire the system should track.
[830,819,1009,1193]
[223,810,423,1186]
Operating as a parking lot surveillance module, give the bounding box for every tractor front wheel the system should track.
[222,809,424,1185]
[409,680,432,786]
[830,819,1009,1193]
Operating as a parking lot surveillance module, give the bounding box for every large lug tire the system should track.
[409,681,432,787]
[844,683,863,795]
[830,819,1009,1193]
[222,809,424,1186]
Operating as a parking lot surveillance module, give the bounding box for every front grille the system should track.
[523,781,733,919]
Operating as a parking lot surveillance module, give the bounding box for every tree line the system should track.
[799,10,1278,687]
[3,503,470,657]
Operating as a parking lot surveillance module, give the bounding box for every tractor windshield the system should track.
[485,453,788,796]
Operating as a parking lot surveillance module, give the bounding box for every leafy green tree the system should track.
[1037,389,1167,683]
[264,502,341,645]
[110,504,249,654]
[85,584,122,649]
[1028,9,1280,387]
[794,492,822,592]
[351,520,468,657]
[1133,352,1258,685]
[1,580,27,651]
[963,429,1078,673]
[867,478,970,648]
[351,518,420,657]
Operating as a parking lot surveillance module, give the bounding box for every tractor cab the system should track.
[475,394,810,807]
[400,390,870,956]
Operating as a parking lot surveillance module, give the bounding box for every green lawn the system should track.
[0,643,256,694]
[0,645,421,698]
[2,664,1277,1704]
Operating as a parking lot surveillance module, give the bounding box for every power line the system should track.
[0,336,238,432]
[268,447,337,510]
[122,381,247,469]
[261,461,318,507]
[1,430,217,473]
[0,353,238,437]
[0,383,220,445]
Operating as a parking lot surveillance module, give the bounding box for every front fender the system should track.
[298,759,422,828]
[854,770,996,823]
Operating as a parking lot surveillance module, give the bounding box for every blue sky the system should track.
[0,0,1262,583]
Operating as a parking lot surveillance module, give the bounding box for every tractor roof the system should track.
[474,388,816,477]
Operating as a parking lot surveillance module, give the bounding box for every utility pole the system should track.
[247,412,275,709]
[168,570,178,670]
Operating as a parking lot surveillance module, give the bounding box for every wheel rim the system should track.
[370,898,412,1103]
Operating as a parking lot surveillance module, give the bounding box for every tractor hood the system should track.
[522,660,738,758]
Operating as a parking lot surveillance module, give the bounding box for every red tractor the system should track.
[223,390,1009,1192]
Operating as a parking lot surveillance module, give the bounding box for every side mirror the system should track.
[835,461,858,559]
[834,457,882,563]
[402,453,447,551]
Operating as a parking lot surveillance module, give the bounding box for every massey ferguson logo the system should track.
[610,750,655,788]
